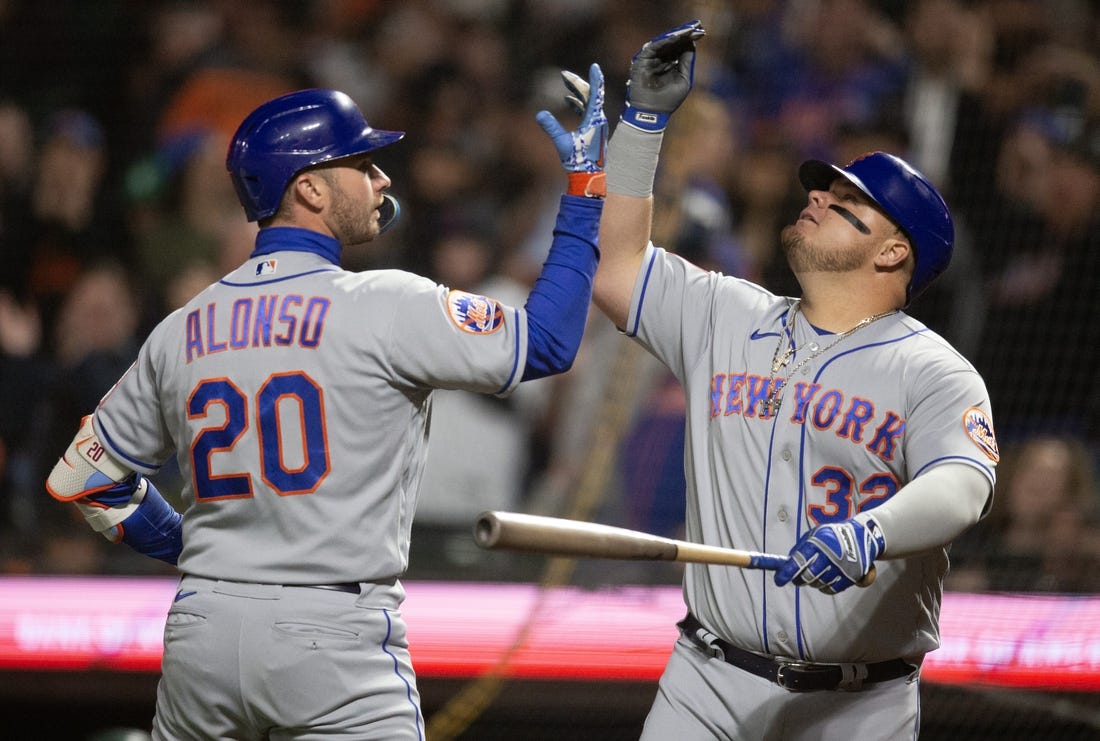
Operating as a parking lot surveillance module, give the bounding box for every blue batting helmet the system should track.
[226,89,405,222]
[798,152,954,304]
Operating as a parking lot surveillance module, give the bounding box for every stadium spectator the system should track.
[25,109,131,339]
[947,434,1100,593]
[973,94,1100,443]
[23,262,168,575]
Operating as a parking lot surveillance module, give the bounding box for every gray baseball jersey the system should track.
[92,248,528,588]
[626,244,999,663]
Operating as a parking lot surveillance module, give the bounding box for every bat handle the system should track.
[858,564,877,588]
[749,553,788,571]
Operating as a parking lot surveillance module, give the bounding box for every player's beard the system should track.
[325,178,377,245]
[779,224,866,274]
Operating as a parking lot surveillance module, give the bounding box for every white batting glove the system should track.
[775,514,885,594]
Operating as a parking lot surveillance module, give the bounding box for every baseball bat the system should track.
[473,510,787,571]
[473,511,876,586]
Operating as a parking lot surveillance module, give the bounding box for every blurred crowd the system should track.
[0,0,1097,594]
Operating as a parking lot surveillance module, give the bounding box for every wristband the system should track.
[605,122,664,198]
[567,171,607,198]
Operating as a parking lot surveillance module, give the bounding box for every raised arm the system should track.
[594,20,706,329]
[520,62,607,381]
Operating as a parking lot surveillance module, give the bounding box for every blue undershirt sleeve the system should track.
[89,475,183,565]
[119,479,183,565]
[522,194,602,381]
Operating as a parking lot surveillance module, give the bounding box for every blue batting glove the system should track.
[622,19,706,132]
[775,514,885,594]
[536,62,607,177]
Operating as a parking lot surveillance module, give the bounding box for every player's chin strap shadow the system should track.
[378,194,401,234]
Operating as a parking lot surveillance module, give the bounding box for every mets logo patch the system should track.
[962,407,999,462]
[446,290,504,334]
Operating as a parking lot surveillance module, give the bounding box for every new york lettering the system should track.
[709,373,905,461]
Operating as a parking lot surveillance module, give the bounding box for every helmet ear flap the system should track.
[234,173,267,218]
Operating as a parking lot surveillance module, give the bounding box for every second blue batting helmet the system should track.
[798,151,954,303]
[226,89,405,222]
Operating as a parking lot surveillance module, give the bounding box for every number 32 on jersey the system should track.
[806,466,897,525]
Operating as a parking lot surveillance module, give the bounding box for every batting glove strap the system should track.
[775,515,885,594]
[84,473,141,507]
[620,106,671,133]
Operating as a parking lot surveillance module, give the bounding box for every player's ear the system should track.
[874,234,911,272]
[292,170,328,211]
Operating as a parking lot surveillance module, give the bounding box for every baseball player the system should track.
[44,68,608,740]
[592,21,999,740]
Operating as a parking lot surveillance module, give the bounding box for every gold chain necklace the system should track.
[763,302,896,417]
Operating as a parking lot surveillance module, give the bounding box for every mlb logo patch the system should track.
[256,259,278,276]
[962,407,999,462]
[446,290,504,334]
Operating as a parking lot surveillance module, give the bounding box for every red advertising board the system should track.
[1,577,1097,690]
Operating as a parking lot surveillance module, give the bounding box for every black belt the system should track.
[678,613,916,692]
[182,577,370,595]
[298,583,362,594]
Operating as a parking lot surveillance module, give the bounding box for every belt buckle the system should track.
[775,661,835,692]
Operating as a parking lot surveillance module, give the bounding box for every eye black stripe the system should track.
[829,204,871,234]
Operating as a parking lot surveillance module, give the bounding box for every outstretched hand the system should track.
[774,514,884,594]
[536,62,607,197]
[623,19,706,132]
